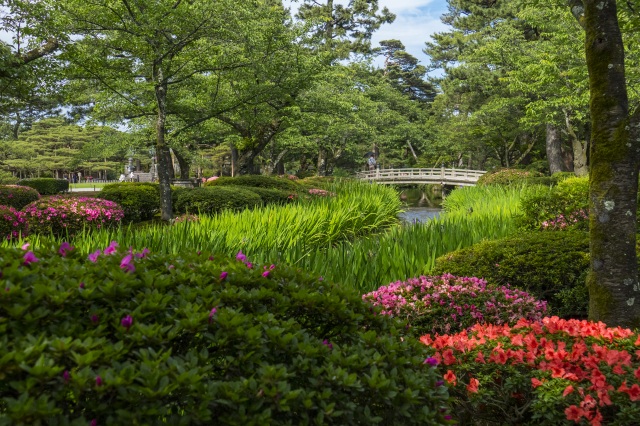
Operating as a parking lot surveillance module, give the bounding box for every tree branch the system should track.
[567,0,586,29]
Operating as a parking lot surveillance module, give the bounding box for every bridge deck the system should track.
[355,168,486,186]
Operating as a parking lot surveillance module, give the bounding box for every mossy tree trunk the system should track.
[546,123,567,174]
[569,0,640,328]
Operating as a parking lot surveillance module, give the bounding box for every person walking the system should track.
[367,155,376,172]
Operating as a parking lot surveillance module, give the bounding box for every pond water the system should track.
[397,187,443,223]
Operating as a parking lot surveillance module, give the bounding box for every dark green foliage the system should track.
[477,169,542,186]
[244,186,295,206]
[98,182,160,222]
[204,175,301,192]
[0,170,19,185]
[0,245,450,425]
[17,178,69,195]
[432,231,590,318]
[298,176,335,189]
[174,186,262,215]
[518,177,588,230]
[0,185,40,209]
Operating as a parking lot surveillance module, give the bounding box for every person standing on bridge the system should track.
[368,155,376,172]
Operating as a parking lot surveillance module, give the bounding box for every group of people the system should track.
[119,172,137,182]
[64,172,93,183]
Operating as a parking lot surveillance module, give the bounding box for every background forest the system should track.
[1,0,639,181]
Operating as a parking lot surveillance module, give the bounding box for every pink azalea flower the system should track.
[262,270,270,278]
[95,376,103,387]
[209,307,217,323]
[23,251,39,265]
[58,242,74,257]
[103,241,119,256]
[220,271,228,280]
[63,370,70,383]
[134,248,150,259]
[121,315,133,330]
[236,250,247,262]
[21,242,30,250]
[120,254,135,273]
[88,249,101,263]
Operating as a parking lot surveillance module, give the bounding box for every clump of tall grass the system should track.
[11,180,402,260]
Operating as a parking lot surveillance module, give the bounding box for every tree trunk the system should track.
[580,0,640,327]
[231,144,238,177]
[317,149,326,176]
[546,123,567,174]
[174,150,190,179]
[154,73,173,221]
[564,109,589,176]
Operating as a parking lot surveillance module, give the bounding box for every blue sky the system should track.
[284,0,450,69]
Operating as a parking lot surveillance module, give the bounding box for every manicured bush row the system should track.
[98,182,161,222]
[0,185,40,209]
[23,196,124,237]
[0,244,450,425]
[204,174,301,192]
[17,178,69,195]
[363,274,547,336]
[174,186,262,215]
[421,317,640,425]
[243,186,295,206]
[432,231,590,318]
[477,169,541,186]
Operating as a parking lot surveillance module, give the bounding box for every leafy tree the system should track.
[296,0,395,59]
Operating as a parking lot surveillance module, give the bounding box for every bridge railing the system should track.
[355,167,486,184]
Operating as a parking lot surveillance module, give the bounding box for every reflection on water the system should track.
[398,187,442,223]
[399,207,441,223]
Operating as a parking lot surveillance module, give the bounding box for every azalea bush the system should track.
[477,169,541,186]
[433,231,590,319]
[0,244,450,425]
[0,205,28,240]
[363,274,547,336]
[23,196,124,237]
[173,186,262,215]
[308,188,336,197]
[204,174,301,192]
[421,317,640,425]
[0,184,40,209]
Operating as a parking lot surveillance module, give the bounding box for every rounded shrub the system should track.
[0,184,40,209]
[174,186,262,215]
[363,274,546,336]
[243,186,295,206]
[0,205,28,240]
[477,169,541,186]
[0,244,451,425]
[518,176,589,231]
[23,196,124,237]
[432,231,590,319]
[98,182,160,222]
[17,177,69,195]
[204,174,301,192]
[421,317,640,425]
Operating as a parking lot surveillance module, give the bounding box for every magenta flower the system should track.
[23,251,39,265]
[209,307,217,323]
[262,270,270,278]
[269,264,275,270]
[236,250,247,262]
[91,420,97,426]
[21,242,30,250]
[103,241,118,256]
[220,271,228,281]
[88,249,101,263]
[95,376,103,387]
[121,315,133,330]
[91,314,99,324]
[246,262,253,269]
[63,370,70,383]
[134,248,150,259]
[424,357,439,367]
[79,282,85,289]
[58,241,74,257]
[322,339,333,350]
[120,254,135,273]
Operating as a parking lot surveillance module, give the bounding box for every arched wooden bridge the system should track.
[355,167,486,186]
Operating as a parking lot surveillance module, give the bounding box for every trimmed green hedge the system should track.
[0,245,450,425]
[0,185,40,209]
[204,175,301,192]
[98,182,160,222]
[477,169,541,186]
[432,231,590,318]
[244,186,294,206]
[174,186,262,215]
[17,178,69,195]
